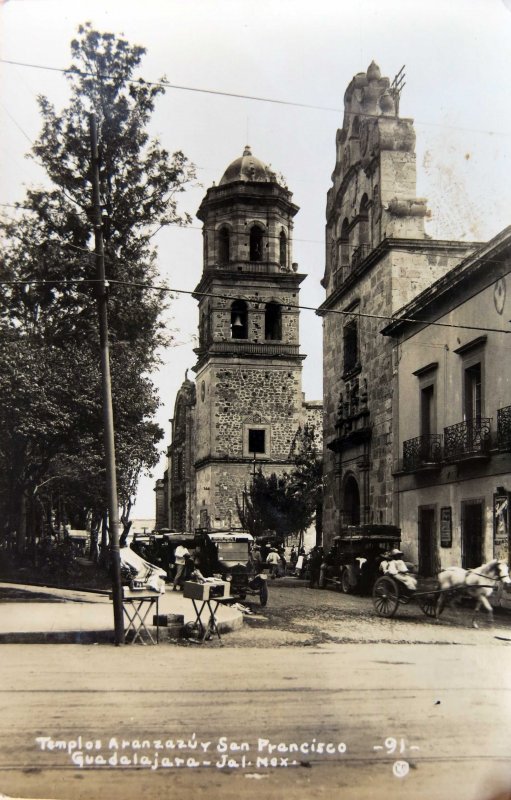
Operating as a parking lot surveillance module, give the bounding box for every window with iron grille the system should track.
[343,319,359,374]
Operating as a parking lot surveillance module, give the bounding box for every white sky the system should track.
[1,0,511,518]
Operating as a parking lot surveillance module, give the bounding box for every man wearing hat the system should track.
[266,547,281,579]
[379,549,417,592]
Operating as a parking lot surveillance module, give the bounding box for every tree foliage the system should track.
[0,24,196,547]
[236,425,323,544]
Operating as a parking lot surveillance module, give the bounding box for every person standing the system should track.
[266,547,280,579]
[172,544,191,591]
[308,546,324,589]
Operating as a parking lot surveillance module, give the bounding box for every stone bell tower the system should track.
[192,146,309,530]
[318,62,471,548]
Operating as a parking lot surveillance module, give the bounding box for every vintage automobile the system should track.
[320,524,401,594]
[195,530,269,606]
[130,531,197,579]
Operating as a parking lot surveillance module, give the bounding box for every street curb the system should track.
[0,630,114,644]
[0,609,244,645]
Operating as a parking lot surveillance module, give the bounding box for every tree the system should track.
[237,471,294,541]
[0,24,196,550]
[287,424,324,546]
[236,425,323,546]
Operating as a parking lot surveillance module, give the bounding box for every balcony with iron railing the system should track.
[402,434,442,472]
[443,417,492,462]
[209,341,300,357]
[497,405,511,451]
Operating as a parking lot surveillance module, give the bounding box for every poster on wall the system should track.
[493,493,509,562]
[440,507,452,548]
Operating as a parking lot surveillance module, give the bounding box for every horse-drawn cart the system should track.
[372,574,440,619]
[372,559,511,623]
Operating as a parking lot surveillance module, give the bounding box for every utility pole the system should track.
[90,113,125,646]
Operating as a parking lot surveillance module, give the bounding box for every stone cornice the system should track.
[193,268,306,299]
[317,237,479,316]
[197,181,299,221]
[194,455,296,470]
[381,226,511,338]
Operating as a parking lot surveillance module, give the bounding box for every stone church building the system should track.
[318,62,478,550]
[159,148,322,532]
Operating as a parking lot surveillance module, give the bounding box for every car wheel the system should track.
[341,568,353,594]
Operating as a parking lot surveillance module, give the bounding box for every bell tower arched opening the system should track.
[279,230,287,267]
[264,302,282,341]
[218,226,230,264]
[231,299,248,339]
[250,225,264,261]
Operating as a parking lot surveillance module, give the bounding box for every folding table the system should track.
[183,581,231,643]
[120,590,160,645]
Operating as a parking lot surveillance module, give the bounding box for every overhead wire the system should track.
[1,57,510,138]
[0,277,509,335]
[1,58,509,337]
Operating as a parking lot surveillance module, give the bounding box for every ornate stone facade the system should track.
[168,376,196,531]
[165,148,322,531]
[318,63,477,549]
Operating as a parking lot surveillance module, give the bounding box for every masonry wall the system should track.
[322,245,471,547]
[394,263,511,573]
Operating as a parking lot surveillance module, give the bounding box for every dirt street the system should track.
[207,582,511,648]
[1,584,511,800]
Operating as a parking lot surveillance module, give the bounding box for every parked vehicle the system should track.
[195,530,269,606]
[320,524,401,594]
[131,531,196,579]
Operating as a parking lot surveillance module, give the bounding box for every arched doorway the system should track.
[343,475,360,526]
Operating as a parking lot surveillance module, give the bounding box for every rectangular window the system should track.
[243,422,270,459]
[420,384,435,436]
[248,429,266,454]
[343,320,359,374]
[464,363,482,421]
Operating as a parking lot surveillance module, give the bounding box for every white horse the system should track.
[436,559,511,627]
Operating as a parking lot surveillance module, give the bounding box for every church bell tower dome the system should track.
[219,145,275,185]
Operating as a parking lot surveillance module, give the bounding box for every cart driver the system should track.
[380,549,417,592]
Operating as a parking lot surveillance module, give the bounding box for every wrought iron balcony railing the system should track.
[497,405,511,451]
[443,417,491,461]
[403,434,442,471]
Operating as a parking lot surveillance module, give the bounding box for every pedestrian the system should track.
[251,546,263,570]
[309,546,324,588]
[266,547,280,579]
[172,544,191,591]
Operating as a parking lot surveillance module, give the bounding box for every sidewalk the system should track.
[0,582,243,644]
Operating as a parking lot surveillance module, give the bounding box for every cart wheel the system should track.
[341,568,352,594]
[417,592,439,618]
[372,576,400,618]
[259,581,268,607]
